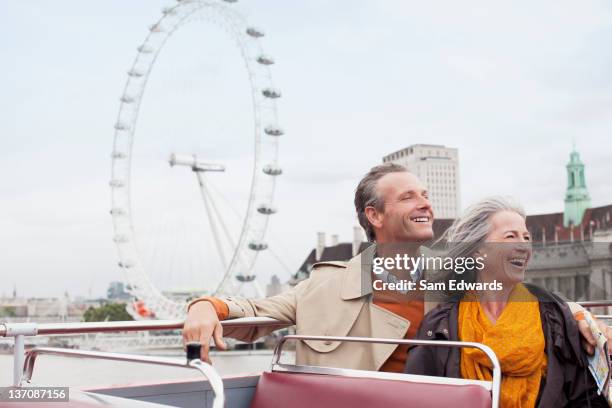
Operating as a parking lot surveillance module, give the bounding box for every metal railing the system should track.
[0,317,289,387]
[578,301,612,321]
[272,335,502,408]
[1,303,610,407]
[578,300,612,309]
[0,316,288,337]
[21,346,225,408]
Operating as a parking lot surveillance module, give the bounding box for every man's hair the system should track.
[354,163,408,242]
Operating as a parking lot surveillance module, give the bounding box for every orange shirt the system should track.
[188,296,229,319]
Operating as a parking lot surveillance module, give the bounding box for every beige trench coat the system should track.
[221,245,437,371]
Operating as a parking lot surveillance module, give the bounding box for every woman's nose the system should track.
[514,240,531,252]
[519,235,532,244]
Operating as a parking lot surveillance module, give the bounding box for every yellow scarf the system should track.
[458,284,547,408]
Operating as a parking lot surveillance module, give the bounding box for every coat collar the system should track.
[341,243,433,300]
[341,243,376,300]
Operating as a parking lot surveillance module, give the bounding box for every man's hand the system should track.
[182,301,227,363]
[577,315,611,356]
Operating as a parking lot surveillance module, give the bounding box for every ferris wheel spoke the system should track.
[195,171,230,272]
[200,176,237,247]
[252,280,264,298]
[266,246,293,276]
[205,177,244,221]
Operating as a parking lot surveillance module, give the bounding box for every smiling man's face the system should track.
[366,172,434,243]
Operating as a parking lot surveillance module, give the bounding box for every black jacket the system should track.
[404,283,607,407]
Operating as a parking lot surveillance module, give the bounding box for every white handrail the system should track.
[273,335,502,408]
[0,316,288,337]
[22,347,225,408]
[579,300,612,308]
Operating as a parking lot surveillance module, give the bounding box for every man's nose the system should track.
[417,195,432,210]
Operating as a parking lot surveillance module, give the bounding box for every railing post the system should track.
[13,334,24,386]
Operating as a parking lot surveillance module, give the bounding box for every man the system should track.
[183,163,606,372]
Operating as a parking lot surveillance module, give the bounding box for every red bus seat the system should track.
[250,371,492,408]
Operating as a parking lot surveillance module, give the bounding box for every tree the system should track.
[0,307,17,318]
[82,303,133,322]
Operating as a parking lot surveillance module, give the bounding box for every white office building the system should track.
[382,144,460,219]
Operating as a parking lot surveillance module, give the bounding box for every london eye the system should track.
[109,0,282,319]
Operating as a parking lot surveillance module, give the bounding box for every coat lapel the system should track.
[369,303,410,370]
[342,245,411,369]
[340,244,375,300]
[301,248,373,352]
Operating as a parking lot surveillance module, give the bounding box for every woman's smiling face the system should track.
[478,210,532,285]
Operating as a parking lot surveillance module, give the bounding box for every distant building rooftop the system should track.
[294,219,456,282]
[527,203,612,243]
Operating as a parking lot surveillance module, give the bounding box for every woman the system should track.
[404,197,606,408]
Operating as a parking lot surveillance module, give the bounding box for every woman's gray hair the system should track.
[439,196,526,255]
[433,196,526,300]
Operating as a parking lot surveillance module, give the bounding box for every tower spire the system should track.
[563,144,591,227]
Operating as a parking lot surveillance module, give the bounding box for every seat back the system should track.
[255,334,501,408]
[250,371,492,408]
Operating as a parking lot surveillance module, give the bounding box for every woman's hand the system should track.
[576,318,610,355]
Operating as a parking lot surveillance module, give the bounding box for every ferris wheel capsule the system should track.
[120,95,135,103]
[264,126,283,136]
[118,261,135,269]
[109,179,125,188]
[114,122,130,131]
[127,69,144,78]
[248,241,268,251]
[263,164,282,176]
[113,234,130,243]
[246,27,265,38]
[110,207,126,216]
[257,204,277,215]
[256,55,274,65]
[137,45,154,54]
[236,274,256,282]
[262,88,281,98]
[149,23,164,33]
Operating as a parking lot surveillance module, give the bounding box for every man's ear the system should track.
[364,206,383,230]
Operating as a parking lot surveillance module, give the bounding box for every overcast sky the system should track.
[1,0,611,298]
